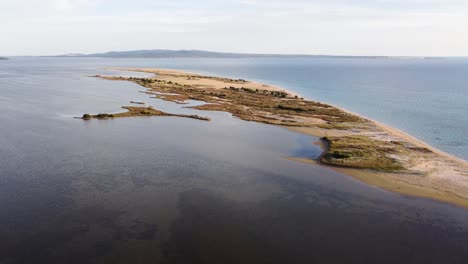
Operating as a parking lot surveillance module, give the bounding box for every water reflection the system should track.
[0,58,467,263]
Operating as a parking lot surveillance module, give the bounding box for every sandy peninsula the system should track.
[87,68,468,208]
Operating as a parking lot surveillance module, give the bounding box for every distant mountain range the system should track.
[56,49,432,59]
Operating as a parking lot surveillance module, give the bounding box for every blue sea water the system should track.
[1,57,468,263]
[144,57,468,161]
[3,57,467,160]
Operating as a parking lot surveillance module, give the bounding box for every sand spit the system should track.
[90,68,468,208]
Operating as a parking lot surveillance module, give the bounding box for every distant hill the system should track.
[56,49,406,59]
[0,57,7,60]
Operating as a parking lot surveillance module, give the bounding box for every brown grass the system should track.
[91,74,415,173]
[82,106,211,121]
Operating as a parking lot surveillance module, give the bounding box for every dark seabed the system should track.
[0,58,467,264]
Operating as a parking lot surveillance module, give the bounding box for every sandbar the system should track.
[87,68,468,208]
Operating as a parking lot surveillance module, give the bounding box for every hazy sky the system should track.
[1,0,467,56]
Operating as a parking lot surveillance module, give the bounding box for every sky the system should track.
[1,0,467,56]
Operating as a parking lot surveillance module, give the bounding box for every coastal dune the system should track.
[92,68,468,208]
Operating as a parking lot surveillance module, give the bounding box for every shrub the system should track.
[95,113,114,119]
[277,105,305,112]
[331,151,352,159]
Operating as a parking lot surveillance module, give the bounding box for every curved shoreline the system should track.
[113,67,466,165]
[96,67,468,208]
[290,100,468,208]
[290,136,468,208]
[331,103,467,165]
[290,102,467,167]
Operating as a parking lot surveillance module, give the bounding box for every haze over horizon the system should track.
[1,0,468,57]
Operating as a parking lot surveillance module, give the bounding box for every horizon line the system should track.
[2,49,468,59]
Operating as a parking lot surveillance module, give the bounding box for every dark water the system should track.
[0,58,467,264]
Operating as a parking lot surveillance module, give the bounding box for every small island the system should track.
[82,106,210,121]
[87,68,468,208]
[0,57,7,60]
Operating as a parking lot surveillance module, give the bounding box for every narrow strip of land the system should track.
[82,106,210,121]
[86,68,468,208]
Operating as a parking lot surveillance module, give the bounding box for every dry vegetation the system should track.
[101,75,367,127]
[89,74,411,172]
[321,136,407,171]
[65,67,468,215]
[82,106,210,121]
[87,70,467,175]
[96,74,415,172]
[81,69,468,208]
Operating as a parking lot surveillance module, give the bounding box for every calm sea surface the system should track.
[0,57,467,263]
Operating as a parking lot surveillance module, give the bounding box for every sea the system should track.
[0,57,467,263]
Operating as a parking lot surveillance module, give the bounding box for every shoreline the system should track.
[81,106,211,121]
[292,135,468,208]
[331,103,467,165]
[106,67,302,98]
[114,67,465,165]
[93,67,468,208]
[291,102,467,166]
